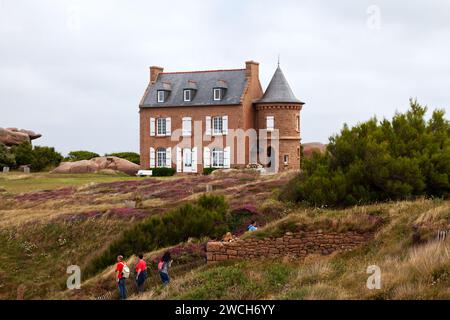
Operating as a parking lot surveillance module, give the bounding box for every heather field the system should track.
[59,198,450,300]
[0,170,291,299]
[1,170,448,300]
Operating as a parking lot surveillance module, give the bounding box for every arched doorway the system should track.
[266,146,276,173]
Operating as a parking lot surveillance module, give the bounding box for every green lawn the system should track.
[0,172,145,194]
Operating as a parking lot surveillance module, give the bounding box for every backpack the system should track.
[121,262,130,279]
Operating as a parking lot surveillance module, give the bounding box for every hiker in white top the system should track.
[115,255,130,299]
[158,251,173,286]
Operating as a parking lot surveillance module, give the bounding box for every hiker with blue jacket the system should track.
[247,220,258,232]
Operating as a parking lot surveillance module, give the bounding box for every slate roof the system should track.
[140,69,247,107]
[257,66,303,104]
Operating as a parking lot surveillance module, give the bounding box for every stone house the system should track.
[139,60,304,173]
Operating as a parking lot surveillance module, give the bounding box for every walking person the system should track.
[135,253,147,293]
[115,255,129,300]
[158,251,172,286]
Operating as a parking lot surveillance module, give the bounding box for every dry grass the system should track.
[0,172,143,193]
[240,202,386,240]
[128,199,450,300]
[1,170,448,300]
[0,170,290,300]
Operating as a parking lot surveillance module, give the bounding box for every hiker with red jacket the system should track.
[158,251,173,286]
[135,253,147,293]
[115,255,129,300]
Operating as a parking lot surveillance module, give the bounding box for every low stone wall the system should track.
[206,230,372,262]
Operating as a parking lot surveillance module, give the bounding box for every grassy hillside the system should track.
[1,170,448,300]
[0,171,290,299]
[0,172,144,194]
[136,199,448,300]
[58,198,449,300]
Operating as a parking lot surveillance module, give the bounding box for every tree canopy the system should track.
[281,99,450,206]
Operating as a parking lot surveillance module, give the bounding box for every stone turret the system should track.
[255,65,304,172]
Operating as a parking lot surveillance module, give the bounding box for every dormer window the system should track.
[184,89,192,102]
[157,90,165,103]
[213,88,222,101]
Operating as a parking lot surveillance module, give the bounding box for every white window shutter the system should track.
[166,117,171,136]
[192,147,198,173]
[165,147,171,168]
[203,147,210,168]
[222,115,228,135]
[149,147,155,168]
[176,147,182,172]
[205,116,211,135]
[224,146,231,168]
[150,118,155,136]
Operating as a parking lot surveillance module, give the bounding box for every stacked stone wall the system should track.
[207,230,372,262]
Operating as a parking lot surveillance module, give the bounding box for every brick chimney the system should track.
[245,60,259,79]
[150,66,164,84]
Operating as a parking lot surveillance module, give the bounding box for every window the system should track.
[157,118,166,136]
[157,148,166,167]
[213,88,222,101]
[296,115,300,132]
[266,116,274,131]
[212,148,224,167]
[182,117,192,136]
[183,89,191,102]
[157,90,165,103]
[297,147,300,158]
[212,116,223,135]
[284,154,289,165]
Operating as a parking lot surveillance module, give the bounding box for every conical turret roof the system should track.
[257,66,303,104]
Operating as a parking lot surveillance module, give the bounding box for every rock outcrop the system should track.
[51,156,140,175]
[0,127,42,146]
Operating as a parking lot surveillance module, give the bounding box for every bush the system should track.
[151,167,176,176]
[0,144,15,169]
[203,167,218,175]
[106,152,140,164]
[85,194,229,277]
[10,142,63,171]
[10,142,34,167]
[281,99,450,206]
[65,150,99,162]
[30,146,63,171]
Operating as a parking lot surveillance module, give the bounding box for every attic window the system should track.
[213,88,222,101]
[157,90,165,103]
[184,89,192,102]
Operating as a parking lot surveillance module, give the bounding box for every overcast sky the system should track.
[1,0,449,155]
